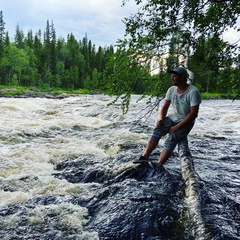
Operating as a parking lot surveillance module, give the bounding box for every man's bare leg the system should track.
[158,149,172,164]
[142,138,159,159]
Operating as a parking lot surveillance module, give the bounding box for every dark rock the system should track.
[0,156,185,240]
[53,155,185,239]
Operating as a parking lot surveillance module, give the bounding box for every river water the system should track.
[0,95,239,239]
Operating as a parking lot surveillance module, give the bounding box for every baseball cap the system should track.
[167,67,188,79]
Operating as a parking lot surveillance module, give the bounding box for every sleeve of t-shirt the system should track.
[165,87,173,101]
[190,89,201,106]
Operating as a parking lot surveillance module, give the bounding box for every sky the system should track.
[1,0,239,48]
[1,0,138,47]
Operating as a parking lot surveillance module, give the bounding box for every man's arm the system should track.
[169,105,200,133]
[156,99,171,126]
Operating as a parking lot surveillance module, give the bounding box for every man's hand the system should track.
[169,124,180,133]
[156,120,163,126]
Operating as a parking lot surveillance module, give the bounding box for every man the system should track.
[133,67,201,165]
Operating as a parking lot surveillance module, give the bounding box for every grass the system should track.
[0,85,238,100]
[201,92,236,100]
[0,85,91,97]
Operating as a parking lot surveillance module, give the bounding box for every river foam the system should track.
[0,95,239,239]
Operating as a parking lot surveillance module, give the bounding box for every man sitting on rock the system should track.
[133,67,201,166]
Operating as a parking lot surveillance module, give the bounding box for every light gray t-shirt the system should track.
[165,85,201,123]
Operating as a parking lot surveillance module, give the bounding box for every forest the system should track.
[0,11,115,92]
[0,0,240,103]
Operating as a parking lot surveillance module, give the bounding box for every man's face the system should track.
[171,73,182,86]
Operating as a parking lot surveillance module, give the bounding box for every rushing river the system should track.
[0,95,239,240]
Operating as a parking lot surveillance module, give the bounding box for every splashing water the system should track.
[0,95,239,239]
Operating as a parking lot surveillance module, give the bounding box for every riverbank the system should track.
[0,87,90,99]
[0,86,238,100]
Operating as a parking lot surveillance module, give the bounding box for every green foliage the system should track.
[105,0,240,112]
[0,11,5,57]
[1,44,30,85]
[0,5,239,113]
[11,74,18,86]
[0,14,115,92]
[101,42,175,112]
[189,35,239,93]
[122,1,239,68]
[201,92,235,100]
[123,0,240,48]
[0,89,23,96]
[101,46,154,113]
[216,67,240,97]
[0,85,90,97]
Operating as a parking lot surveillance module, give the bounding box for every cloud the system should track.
[1,0,138,46]
[2,0,239,47]
[222,19,240,45]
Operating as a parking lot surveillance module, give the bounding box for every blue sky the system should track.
[1,0,239,47]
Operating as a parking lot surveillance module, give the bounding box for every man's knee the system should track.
[164,137,177,153]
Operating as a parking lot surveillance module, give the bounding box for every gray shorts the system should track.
[151,117,194,152]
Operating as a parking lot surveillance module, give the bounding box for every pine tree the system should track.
[0,11,5,58]
[33,30,44,85]
[96,46,103,72]
[25,30,34,48]
[5,32,10,47]
[44,20,51,71]
[66,33,85,89]
[0,11,6,84]
[80,35,91,80]
[14,24,25,49]
[50,20,57,76]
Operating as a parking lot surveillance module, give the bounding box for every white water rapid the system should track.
[0,95,239,239]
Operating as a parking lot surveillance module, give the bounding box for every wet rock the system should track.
[54,156,107,183]
[84,180,183,240]
[0,88,71,99]
[0,156,185,240]
[54,155,185,239]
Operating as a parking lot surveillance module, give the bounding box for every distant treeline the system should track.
[0,10,239,97]
[0,13,115,91]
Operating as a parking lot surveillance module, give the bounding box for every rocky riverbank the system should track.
[0,88,70,99]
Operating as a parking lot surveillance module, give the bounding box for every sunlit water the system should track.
[0,95,239,239]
